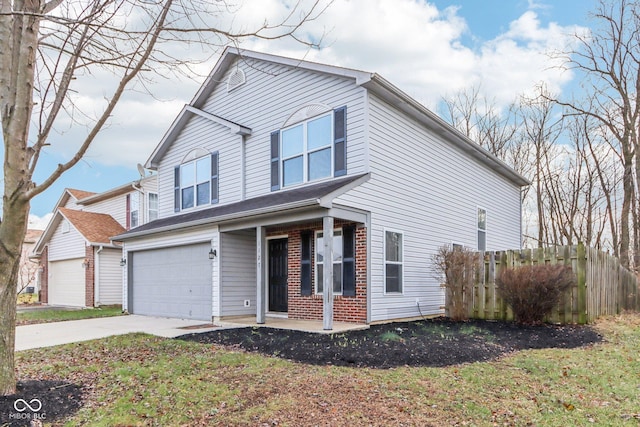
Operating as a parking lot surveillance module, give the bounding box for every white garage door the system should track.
[130,243,212,320]
[49,258,86,307]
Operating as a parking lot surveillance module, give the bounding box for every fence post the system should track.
[577,243,588,324]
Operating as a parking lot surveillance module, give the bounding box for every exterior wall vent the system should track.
[227,68,246,92]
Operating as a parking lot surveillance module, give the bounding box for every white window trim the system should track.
[280,112,334,188]
[383,228,404,295]
[148,192,158,222]
[180,154,211,211]
[477,206,487,251]
[315,229,343,295]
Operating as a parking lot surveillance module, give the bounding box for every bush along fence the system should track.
[460,243,640,324]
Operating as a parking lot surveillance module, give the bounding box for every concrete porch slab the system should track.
[216,315,369,334]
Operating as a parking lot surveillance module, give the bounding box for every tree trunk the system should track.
[0,199,29,396]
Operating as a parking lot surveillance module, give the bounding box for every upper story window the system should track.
[129,192,140,228]
[282,114,333,186]
[148,193,158,221]
[174,152,219,212]
[478,207,487,251]
[270,106,346,191]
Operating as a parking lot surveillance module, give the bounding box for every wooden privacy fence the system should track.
[464,244,640,324]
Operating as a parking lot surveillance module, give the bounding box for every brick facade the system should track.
[267,220,367,323]
[39,246,49,304]
[84,245,95,307]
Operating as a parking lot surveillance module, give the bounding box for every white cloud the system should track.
[28,213,53,230]
[35,0,588,169]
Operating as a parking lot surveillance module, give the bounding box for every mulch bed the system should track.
[0,380,82,427]
[178,317,603,368]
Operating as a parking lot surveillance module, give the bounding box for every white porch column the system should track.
[323,215,334,330]
[256,226,266,324]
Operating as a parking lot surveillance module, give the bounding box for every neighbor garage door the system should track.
[49,258,86,307]
[130,243,212,320]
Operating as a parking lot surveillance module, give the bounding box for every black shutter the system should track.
[270,131,280,191]
[173,166,180,212]
[211,152,219,204]
[334,106,347,177]
[300,231,312,296]
[342,225,356,296]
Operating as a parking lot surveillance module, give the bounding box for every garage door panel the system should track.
[49,258,85,307]
[131,243,212,320]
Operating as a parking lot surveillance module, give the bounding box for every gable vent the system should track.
[227,68,246,92]
[283,103,332,127]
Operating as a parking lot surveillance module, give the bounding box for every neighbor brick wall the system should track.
[39,246,48,304]
[84,245,95,307]
[267,220,368,323]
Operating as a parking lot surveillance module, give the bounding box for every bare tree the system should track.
[519,86,563,247]
[552,0,640,268]
[0,0,329,396]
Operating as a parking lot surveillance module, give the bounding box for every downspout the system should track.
[240,135,246,200]
[95,245,103,306]
[132,181,145,224]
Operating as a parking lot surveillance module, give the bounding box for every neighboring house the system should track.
[114,48,528,327]
[32,176,157,307]
[18,229,43,294]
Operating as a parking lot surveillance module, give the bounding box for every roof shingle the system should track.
[59,208,125,244]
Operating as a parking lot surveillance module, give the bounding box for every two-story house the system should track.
[114,48,528,328]
[32,175,157,307]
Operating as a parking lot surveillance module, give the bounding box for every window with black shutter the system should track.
[300,231,312,295]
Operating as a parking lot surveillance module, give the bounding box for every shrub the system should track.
[496,264,576,325]
[432,245,478,321]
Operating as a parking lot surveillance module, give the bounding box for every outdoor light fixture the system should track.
[81,260,89,269]
[209,248,217,259]
[120,258,127,267]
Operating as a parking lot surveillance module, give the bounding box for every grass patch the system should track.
[13,313,640,426]
[17,305,124,325]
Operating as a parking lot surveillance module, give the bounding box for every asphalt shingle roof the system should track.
[59,207,125,244]
[116,173,368,239]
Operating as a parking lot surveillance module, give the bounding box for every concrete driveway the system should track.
[16,315,219,351]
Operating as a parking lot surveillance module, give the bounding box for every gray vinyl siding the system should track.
[157,117,241,218]
[97,248,122,305]
[204,58,367,200]
[48,220,86,261]
[334,93,522,322]
[220,229,256,316]
[155,57,367,220]
[84,195,127,227]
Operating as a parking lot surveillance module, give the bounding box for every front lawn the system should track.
[16,306,124,326]
[6,313,640,426]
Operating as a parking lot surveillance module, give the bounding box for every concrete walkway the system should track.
[16,315,219,351]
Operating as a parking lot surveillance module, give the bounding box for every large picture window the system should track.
[282,113,333,187]
[316,230,343,294]
[384,230,403,293]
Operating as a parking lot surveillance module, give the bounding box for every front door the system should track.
[268,238,288,312]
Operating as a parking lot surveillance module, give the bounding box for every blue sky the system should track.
[16,0,597,227]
